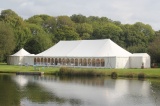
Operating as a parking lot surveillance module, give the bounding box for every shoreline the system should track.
[0,64,160,79]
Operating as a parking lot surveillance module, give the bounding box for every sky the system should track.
[0,0,160,31]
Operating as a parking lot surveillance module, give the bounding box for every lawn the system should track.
[0,63,160,78]
[0,63,59,74]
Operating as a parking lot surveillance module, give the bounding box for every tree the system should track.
[55,26,80,42]
[70,14,87,23]
[0,22,15,62]
[92,23,123,46]
[26,23,45,36]
[26,15,57,34]
[148,36,160,63]
[54,16,79,42]
[0,9,24,27]
[0,9,158,62]
[0,9,31,51]
[57,16,75,28]
[24,33,53,54]
[76,23,93,39]
[121,22,155,53]
[87,16,112,24]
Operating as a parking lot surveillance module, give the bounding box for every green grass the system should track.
[0,63,160,78]
[58,68,160,78]
[0,63,59,75]
[114,68,160,78]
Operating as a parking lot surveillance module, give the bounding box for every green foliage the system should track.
[0,9,159,62]
[0,9,31,52]
[59,67,106,77]
[92,22,123,46]
[126,73,134,78]
[1,64,160,78]
[111,72,118,79]
[0,75,20,106]
[138,73,145,79]
[57,16,75,28]
[127,44,147,53]
[0,22,15,62]
[55,25,80,41]
[148,36,160,63]
[26,14,57,34]
[76,23,93,39]
[0,9,24,27]
[71,14,87,23]
[24,33,52,54]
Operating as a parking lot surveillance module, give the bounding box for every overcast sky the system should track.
[0,0,160,30]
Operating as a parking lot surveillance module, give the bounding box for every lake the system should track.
[0,74,160,106]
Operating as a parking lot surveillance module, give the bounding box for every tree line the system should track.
[0,9,160,63]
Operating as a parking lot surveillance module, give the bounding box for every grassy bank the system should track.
[0,63,59,75]
[59,67,160,79]
[0,63,160,78]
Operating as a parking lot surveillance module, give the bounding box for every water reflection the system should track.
[0,74,20,106]
[150,79,160,106]
[13,75,28,88]
[0,74,160,106]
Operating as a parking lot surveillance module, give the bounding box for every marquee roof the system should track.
[11,48,30,56]
[36,39,132,57]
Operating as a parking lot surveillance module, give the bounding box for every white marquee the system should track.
[7,39,151,68]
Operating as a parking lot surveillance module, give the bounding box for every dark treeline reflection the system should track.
[150,79,160,106]
[0,74,160,106]
[0,75,20,106]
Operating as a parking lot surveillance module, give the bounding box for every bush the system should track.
[59,67,72,75]
[59,67,105,77]
[138,73,145,79]
[111,72,118,79]
[127,73,134,78]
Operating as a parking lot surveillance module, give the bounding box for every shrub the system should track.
[127,73,134,78]
[138,73,145,79]
[111,72,118,79]
[59,67,73,75]
[59,67,105,77]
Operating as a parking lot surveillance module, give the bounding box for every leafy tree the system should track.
[26,23,45,35]
[0,9,24,27]
[81,33,91,40]
[121,22,155,53]
[92,23,123,46]
[0,9,31,51]
[13,26,32,51]
[26,15,43,25]
[0,9,158,62]
[24,33,53,54]
[113,21,121,26]
[54,16,79,42]
[133,22,155,44]
[70,14,87,23]
[127,45,147,53]
[26,15,57,34]
[76,23,93,39]
[88,16,112,24]
[57,16,75,28]
[148,36,160,63]
[134,22,155,37]
[0,22,15,62]
[55,26,80,41]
